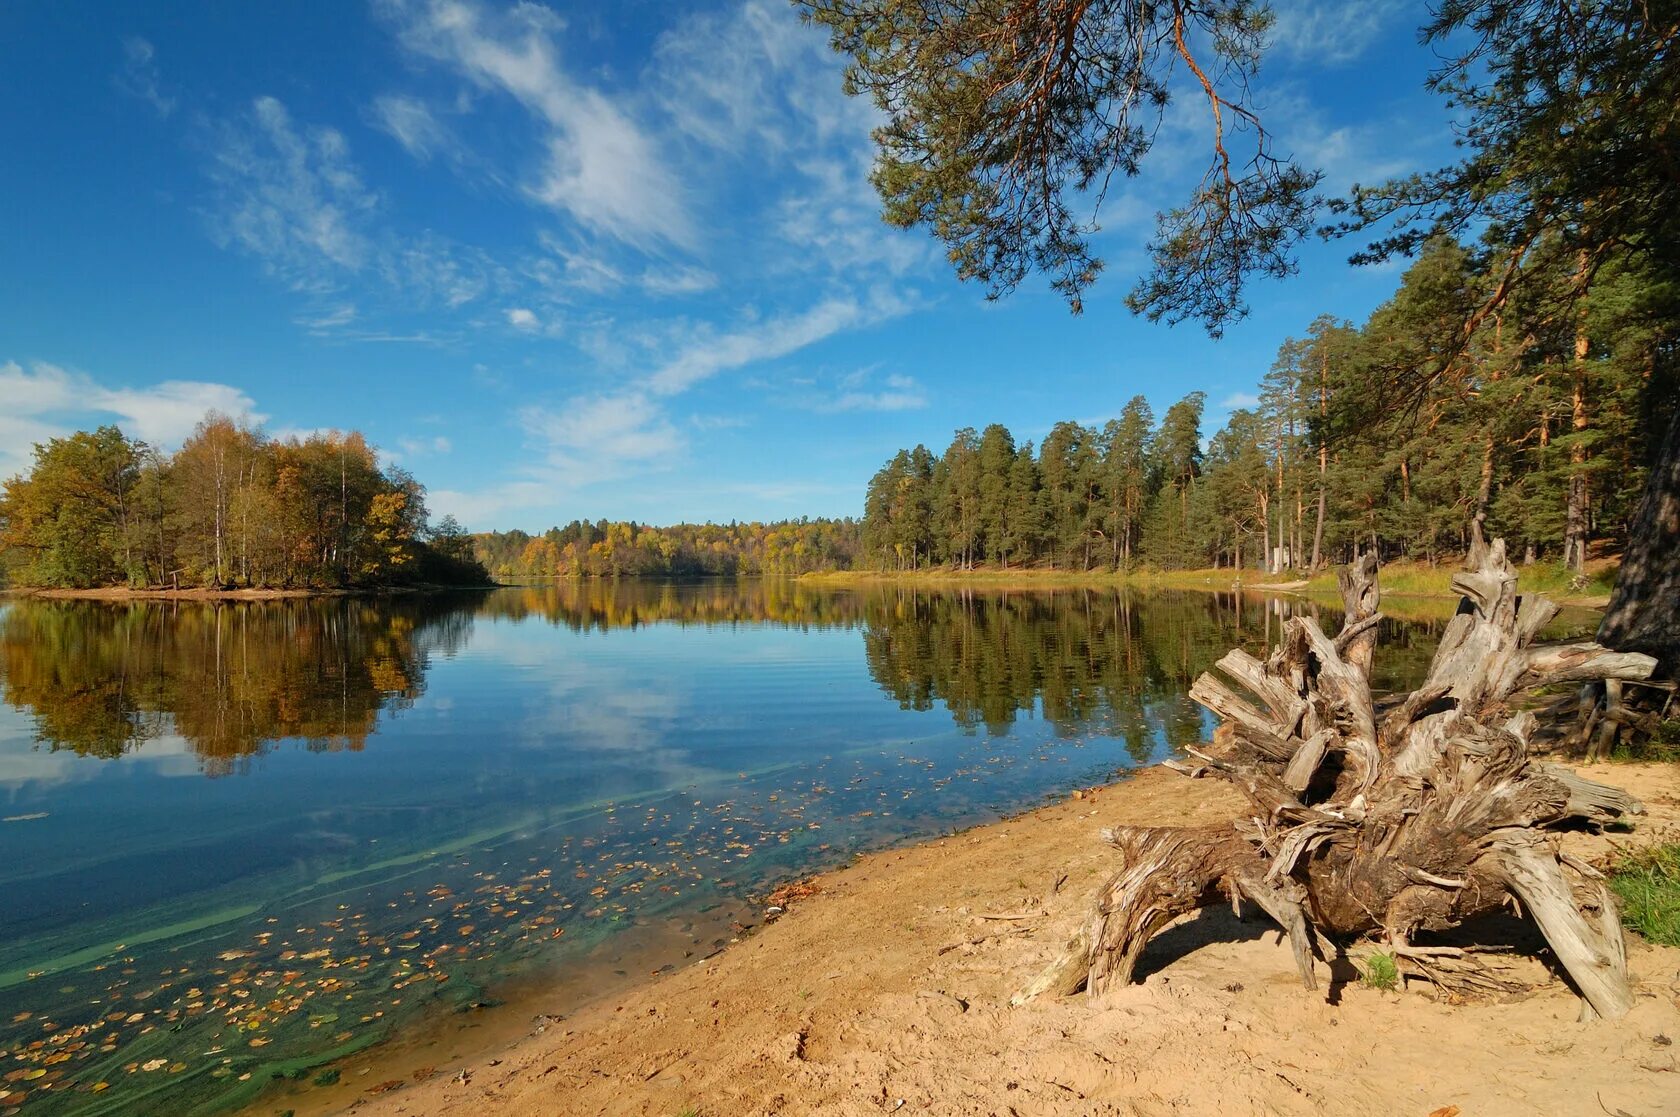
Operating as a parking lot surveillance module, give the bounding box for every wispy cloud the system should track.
[1218,391,1261,410]
[369,93,458,161]
[383,0,694,251]
[1285,113,1428,192]
[203,96,378,289]
[650,0,878,155]
[295,303,358,332]
[648,294,901,396]
[0,360,262,479]
[114,36,176,118]
[823,371,928,413]
[764,366,929,414]
[639,264,717,298]
[1266,0,1410,67]
[330,2,934,510]
[519,391,683,485]
[650,2,923,280]
[689,413,750,431]
[201,95,505,317]
[393,434,453,461]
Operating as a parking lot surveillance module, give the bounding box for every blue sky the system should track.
[1,1,1455,531]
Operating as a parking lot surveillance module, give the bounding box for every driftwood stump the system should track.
[1028,539,1656,1020]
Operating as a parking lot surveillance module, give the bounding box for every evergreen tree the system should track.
[1102,396,1155,570]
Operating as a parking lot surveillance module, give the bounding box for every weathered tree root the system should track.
[1389,944,1526,1002]
[1025,540,1655,1020]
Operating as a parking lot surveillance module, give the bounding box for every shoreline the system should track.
[0,583,497,603]
[799,570,1614,612]
[273,760,1680,1117]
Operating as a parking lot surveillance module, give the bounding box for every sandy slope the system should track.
[329,763,1680,1117]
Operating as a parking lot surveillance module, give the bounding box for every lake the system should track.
[0,581,1565,1115]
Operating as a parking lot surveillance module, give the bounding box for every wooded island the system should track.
[0,416,489,591]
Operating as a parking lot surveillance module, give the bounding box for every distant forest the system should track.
[11,236,1667,588]
[861,239,1672,575]
[479,236,1671,582]
[0,416,488,589]
[472,518,862,578]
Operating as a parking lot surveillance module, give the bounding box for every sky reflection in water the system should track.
[0,582,1465,1115]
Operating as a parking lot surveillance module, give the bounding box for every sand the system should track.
[314,762,1680,1117]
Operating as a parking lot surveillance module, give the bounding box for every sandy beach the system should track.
[274,760,1680,1117]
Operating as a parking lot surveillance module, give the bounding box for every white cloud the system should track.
[114,36,176,118]
[770,366,928,414]
[1286,115,1427,192]
[648,294,899,396]
[640,265,717,297]
[771,156,927,277]
[525,236,626,294]
[370,93,457,161]
[0,360,261,479]
[384,0,694,250]
[203,96,503,313]
[204,96,378,289]
[505,306,540,330]
[1218,392,1261,410]
[394,434,453,461]
[97,381,261,446]
[1266,0,1410,67]
[462,291,909,501]
[425,481,552,529]
[296,303,358,332]
[520,391,682,480]
[651,0,876,155]
[650,2,922,280]
[824,372,928,413]
[689,413,750,431]
[386,232,502,308]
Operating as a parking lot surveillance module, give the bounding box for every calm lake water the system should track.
[0,581,1573,1115]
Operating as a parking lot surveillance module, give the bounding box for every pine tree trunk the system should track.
[1598,409,1680,671]
[1564,317,1592,574]
[1468,434,1495,568]
[1311,484,1326,571]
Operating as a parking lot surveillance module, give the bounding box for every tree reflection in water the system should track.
[1,583,1463,772]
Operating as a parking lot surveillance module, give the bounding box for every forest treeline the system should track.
[472,517,862,578]
[863,239,1673,575]
[0,415,490,589]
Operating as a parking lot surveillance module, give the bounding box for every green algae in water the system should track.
[0,583,1451,1115]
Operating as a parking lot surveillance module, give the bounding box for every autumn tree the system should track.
[0,427,141,587]
[0,417,486,590]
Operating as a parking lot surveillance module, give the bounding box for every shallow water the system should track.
[0,581,1571,1115]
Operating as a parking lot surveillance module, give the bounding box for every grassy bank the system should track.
[804,555,1619,604]
[1610,844,1680,947]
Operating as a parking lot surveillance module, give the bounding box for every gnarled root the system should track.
[1475,838,1632,1020]
[1389,944,1526,1001]
[1026,539,1651,1021]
